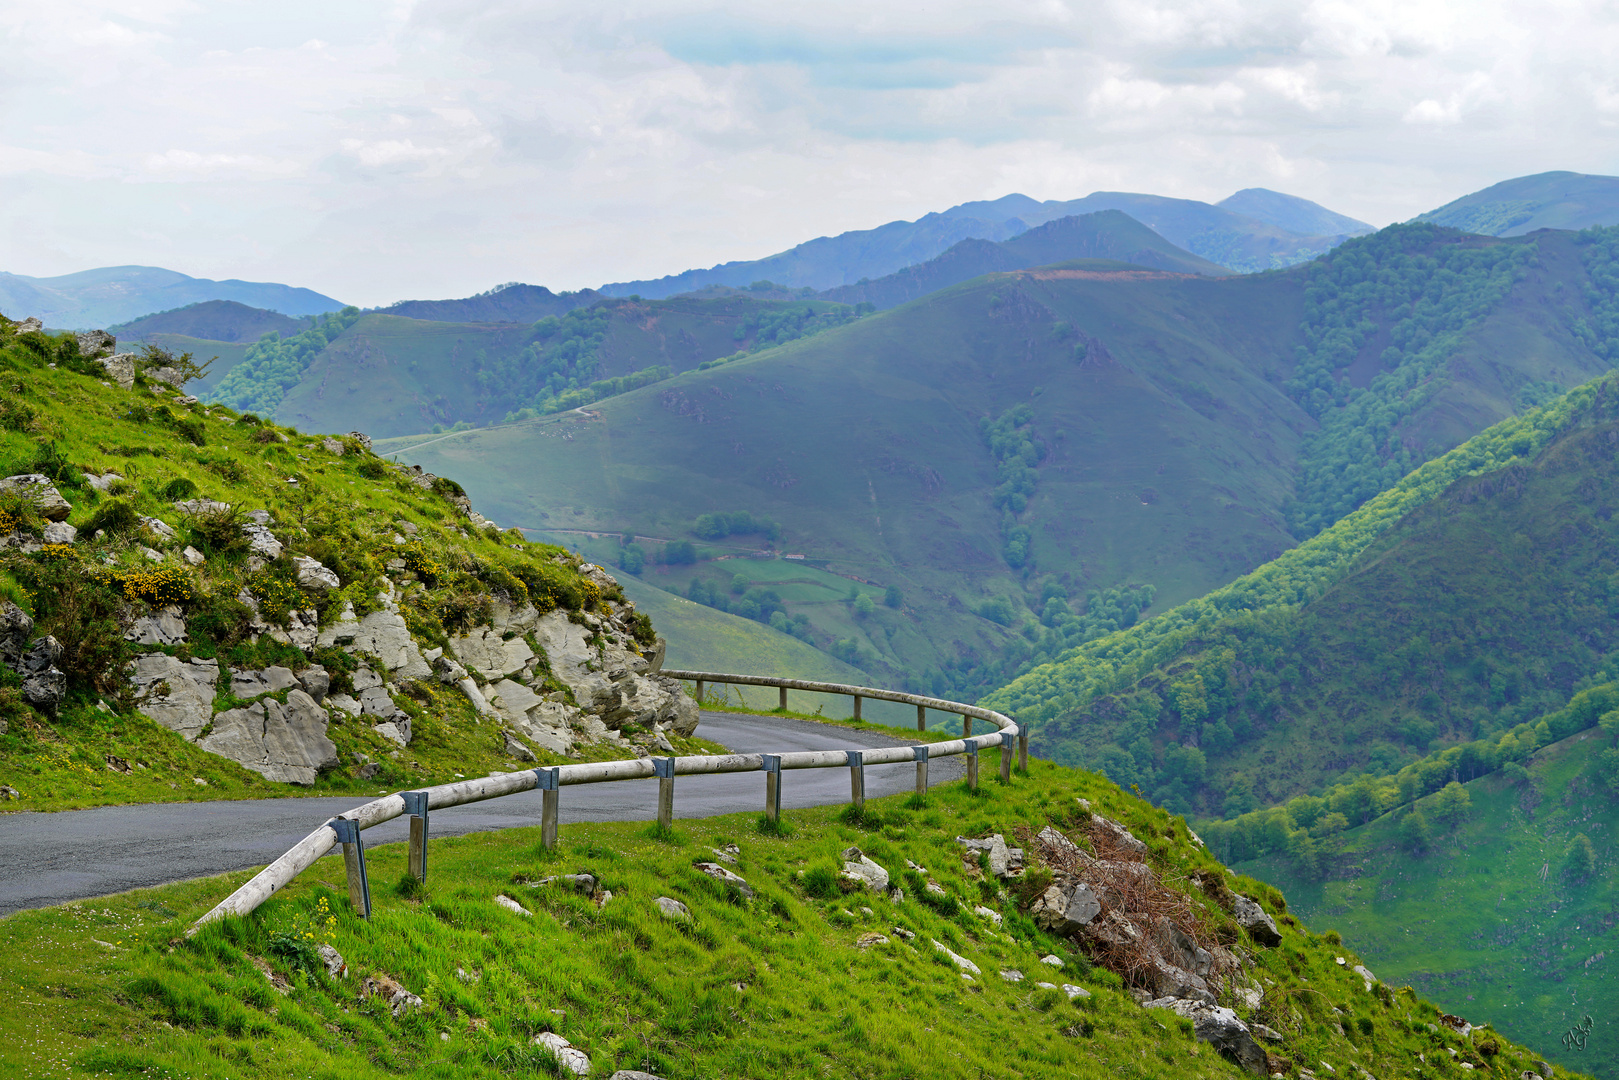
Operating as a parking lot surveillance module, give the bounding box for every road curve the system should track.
[0,712,959,916]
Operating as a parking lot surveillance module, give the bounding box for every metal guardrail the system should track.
[191,671,1026,930]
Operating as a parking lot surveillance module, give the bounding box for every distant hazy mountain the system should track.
[600,213,1027,299]
[109,300,309,343]
[601,188,1364,299]
[0,265,343,329]
[1417,170,1619,235]
[942,192,1356,272]
[1216,188,1373,238]
[371,283,603,323]
[820,210,1231,310]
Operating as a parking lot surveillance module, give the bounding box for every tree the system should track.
[1566,833,1596,880]
[854,593,875,617]
[138,343,215,386]
[1398,810,1431,853]
[662,540,695,565]
[616,544,644,575]
[1601,708,1619,746]
[1432,781,1472,827]
[884,585,903,609]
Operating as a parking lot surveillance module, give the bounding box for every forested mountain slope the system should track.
[820,211,1230,310]
[109,300,309,344]
[983,370,1619,818]
[382,224,1619,703]
[204,295,868,437]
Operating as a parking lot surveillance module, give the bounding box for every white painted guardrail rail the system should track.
[191,671,1026,930]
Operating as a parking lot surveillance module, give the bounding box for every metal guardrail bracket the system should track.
[654,757,676,829]
[963,741,980,792]
[329,817,371,918]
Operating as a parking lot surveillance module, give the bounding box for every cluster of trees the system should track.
[1575,225,1619,362]
[685,574,798,629]
[692,510,780,542]
[730,300,870,353]
[980,405,1044,569]
[1283,224,1536,538]
[502,365,671,423]
[213,307,363,415]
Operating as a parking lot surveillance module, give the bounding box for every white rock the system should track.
[973,905,1003,927]
[1353,964,1377,991]
[42,521,76,544]
[1000,970,1024,983]
[447,627,535,680]
[140,516,177,541]
[85,472,123,492]
[0,474,71,520]
[655,896,691,921]
[182,545,205,566]
[1062,984,1090,1000]
[293,554,340,590]
[98,353,136,389]
[317,596,431,680]
[197,691,339,785]
[494,894,531,917]
[129,654,219,740]
[374,720,411,747]
[242,522,282,558]
[175,498,230,515]
[931,940,980,976]
[534,1032,590,1077]
[841,847,890,892]
[457,677,497,716]
[125,605,187,646]
[1040,955,1064,968]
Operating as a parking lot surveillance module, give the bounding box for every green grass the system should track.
[1237,727,1619,1078]
[0,752,1584,1079]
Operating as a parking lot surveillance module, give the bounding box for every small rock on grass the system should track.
[856,932,890,948]
[494,895,531,917]
[534,1032,590,1077]
[655,897,690,921]
[1062,984,1090,1000]
[931,940,980,976]
[1040,954,1064,968]
[692,861,754,898]
[1000,970,1024,983]
[610,1072,669,1080]
[318,944,347,978]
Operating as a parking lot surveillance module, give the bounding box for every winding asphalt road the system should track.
[0,711,960,916]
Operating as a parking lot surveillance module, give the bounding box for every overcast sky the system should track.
[3,0,1618,305]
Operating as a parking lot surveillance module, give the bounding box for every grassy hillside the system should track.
[0,313,723,813]
[199,295,867,437]
[379,265,1314,700]
[821,212,1230,309]
[372,283,602,323]
[1418,171,1619,236]
[0,750,1585,1079]
[1234,727,1619,1078]
[984,368,1619,812]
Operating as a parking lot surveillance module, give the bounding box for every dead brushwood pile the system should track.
[1018,805,1266,1007]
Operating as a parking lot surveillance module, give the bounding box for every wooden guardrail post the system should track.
[1017,724,1028,772]
[852,694,862,722]
[914,744,929,797]
[916,703,926,731]
[964,743,980,792]
[535,767,560,849]
[962,713,972,738]
[762,754,782,823]
[695,678,705,704]
[778,686,788,711]
[998,732,1013,784]
[848,750,865,811]
[654,757,675,829]
[329,818,371,918]
[402,791,430,883]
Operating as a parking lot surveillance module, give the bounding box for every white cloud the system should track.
[0,0,1617,305]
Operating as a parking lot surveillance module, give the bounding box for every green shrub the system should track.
[83,498,140,537]
[801,866,839,899]
[187,505,249,556]
[159,477,198,501]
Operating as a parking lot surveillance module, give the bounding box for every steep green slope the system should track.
[984,370,1619,814]
[0,750,1587,1079]
[0,313,720,813]
[1418,171,1619,236]
[372,283,602,323]
[821,211,1230,310]
[1234,727,1619,1078]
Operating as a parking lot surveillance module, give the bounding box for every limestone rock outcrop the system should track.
[197,690,340,785]
[0,474,72,520]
